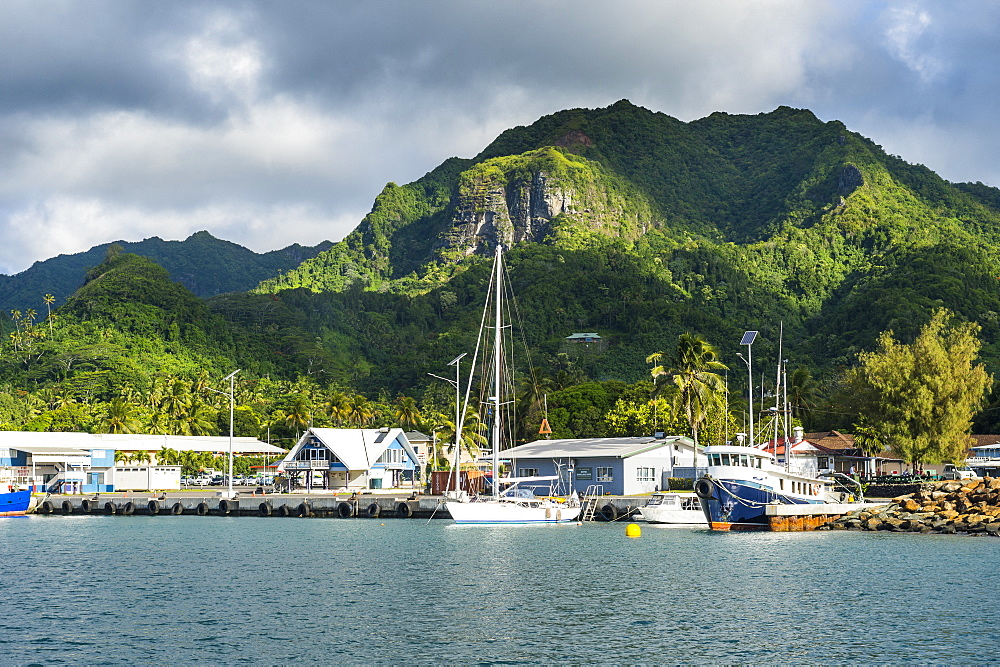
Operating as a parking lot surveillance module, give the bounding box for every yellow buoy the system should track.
[625,523,641,538]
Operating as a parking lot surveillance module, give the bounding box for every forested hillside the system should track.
[0,230,332,314]
[4,100,1000,448]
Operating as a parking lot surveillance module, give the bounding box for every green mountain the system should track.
[250,100,1000,388]
[0,230,333,314]
[5,100,1000,437]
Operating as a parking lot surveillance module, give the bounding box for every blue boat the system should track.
[0,490,31,516]
[694,444,834,530]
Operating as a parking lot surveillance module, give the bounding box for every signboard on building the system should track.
[576,467,593,481]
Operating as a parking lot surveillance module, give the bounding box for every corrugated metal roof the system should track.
[0,431,283,455]
[94,434,285,454]
[500,436,693,459]
[0,431,101,449]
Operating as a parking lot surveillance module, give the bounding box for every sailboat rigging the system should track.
[444,245,582,524]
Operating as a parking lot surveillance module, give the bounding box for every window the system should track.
[518,468,539,477]
[636,467,655,482]
[377,448,404,464]
[597,467,613,482]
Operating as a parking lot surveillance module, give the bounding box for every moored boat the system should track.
[443,246,581,525]
[637,492,702,524]
[695,444,839,530]
[1,489,31,516]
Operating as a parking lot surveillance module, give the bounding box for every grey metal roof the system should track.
[94,434,285,454]
[500,436,693,460]
[0,431,101,450]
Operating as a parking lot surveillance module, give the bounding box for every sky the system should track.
[1,0,998,276]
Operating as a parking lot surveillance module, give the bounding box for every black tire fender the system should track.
[81,499,94,513]
[600,504,618,522]
[365,502,380,518]
[337,501,354,518]
[122,501,135,516]
[170,502,184,515]
[196,502,209,516]
[278,504,291,517]
[61,500,73,515]
[146,500,159,515]
[397,502,414,518]
[694,478,714,500]
[219,499,232,515]
[40,500,54,514]
[259,502,272,517]
[104,502,116,515]
[297,502,311,517]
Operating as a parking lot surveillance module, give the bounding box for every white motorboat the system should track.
[637,492,702,524]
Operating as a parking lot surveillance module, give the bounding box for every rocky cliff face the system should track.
[440,147,656,257]
[448,170,573,255]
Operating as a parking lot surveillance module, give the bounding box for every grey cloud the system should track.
[0,0,998,275]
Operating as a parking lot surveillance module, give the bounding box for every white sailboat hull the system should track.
[446,500,582,524]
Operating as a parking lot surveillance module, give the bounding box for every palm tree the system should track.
[393,395,421,430]
[43,294,55,338]
[324,390,351,426]
[101,397,140,434]
[788,366,821,425]
[441,405,488,467]
[648,333,728,448]
[284,394,312,438]
[345,395,375,427]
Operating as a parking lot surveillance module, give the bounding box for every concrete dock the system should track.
[28,492,649,520]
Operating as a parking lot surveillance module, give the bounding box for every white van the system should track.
[941,464,979,480]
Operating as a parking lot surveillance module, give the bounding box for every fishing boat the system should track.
[695,329,860,530]
[694,444,839,530]
[636,492,702,524]
[444,246,581,525]
[0,488,31,516]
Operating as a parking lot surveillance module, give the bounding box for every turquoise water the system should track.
[1,515,998,664]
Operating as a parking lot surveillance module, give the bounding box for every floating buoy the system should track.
[625,523,641,538]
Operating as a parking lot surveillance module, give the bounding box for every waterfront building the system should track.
[496,435,700,496]
[0,431,282,492]
[275,427,419,492]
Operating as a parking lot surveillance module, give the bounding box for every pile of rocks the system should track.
[828,477,1000,536]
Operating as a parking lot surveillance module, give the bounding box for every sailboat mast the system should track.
[492,245,503,500]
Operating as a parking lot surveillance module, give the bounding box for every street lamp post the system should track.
[428,352,467,495]
[738,331,757,448]
[208,369,240,499]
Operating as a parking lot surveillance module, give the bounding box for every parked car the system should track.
[189,477,211,487]
[941,464,979,480]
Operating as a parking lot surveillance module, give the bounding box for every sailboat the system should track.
[444,246,582,525]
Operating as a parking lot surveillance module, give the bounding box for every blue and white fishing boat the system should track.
[0,489,31,516]
[694,443,837,530]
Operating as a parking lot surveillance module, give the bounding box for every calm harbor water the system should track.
[2,515,999,664]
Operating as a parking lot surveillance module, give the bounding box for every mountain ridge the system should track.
[0,230,333,315]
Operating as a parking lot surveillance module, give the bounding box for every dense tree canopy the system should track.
[846,310,992,467]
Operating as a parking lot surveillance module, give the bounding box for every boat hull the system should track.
[697,478,824,531]
[637,507,704,524]
[446,500,581,524]
[0,490,31,516]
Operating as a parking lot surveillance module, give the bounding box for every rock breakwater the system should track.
[828,477,1000,536]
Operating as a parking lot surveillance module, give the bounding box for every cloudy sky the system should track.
[1,0,998,275]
